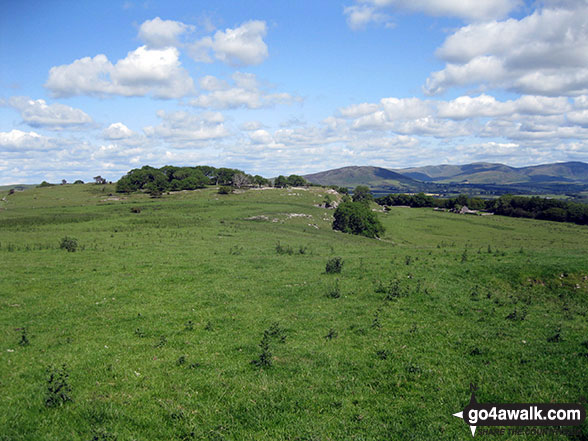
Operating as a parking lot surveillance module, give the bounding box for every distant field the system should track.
[1,184,587,440]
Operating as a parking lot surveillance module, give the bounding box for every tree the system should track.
[286,174,307,187]
[332,201,385,238]
[61,179,67,185]
[274,175,288,188]
[253,175,270,187]
[232,173,252,189]
[352,185,373,204]
[93,176,107,185]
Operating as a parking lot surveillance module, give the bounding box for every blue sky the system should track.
[1,0,587,184]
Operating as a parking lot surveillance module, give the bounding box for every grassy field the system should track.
[1,184,587,440]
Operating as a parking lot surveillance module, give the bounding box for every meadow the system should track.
[0,184,587,440]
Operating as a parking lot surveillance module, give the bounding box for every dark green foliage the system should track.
[275,242,293,255]
[73,180,84,184]
[18,327,29,346]
[115,165,263,194]
[325,279,341,298]
[274,175,288,188]
[325,257,343,274]
[38,181,54,187]
[60,236,78,252]
[286,174,307,187]
[325,328,338,340]
[130,207,141,214]
[332,202,385,238]
[218,186,232,195]
[351,185,373,204]
[45,364,73,407]
[251,330,272,368]
[376,192,588,225]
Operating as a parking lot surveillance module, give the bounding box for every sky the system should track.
[1,0,588,184]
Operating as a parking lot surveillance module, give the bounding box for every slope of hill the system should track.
[393,161,588,184]
[303,166,426,192]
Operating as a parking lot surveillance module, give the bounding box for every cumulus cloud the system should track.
[138,17,194,48]
[45,46,194,99]
[0,129,55,151]
[344,0,521,29]
[7,96,93,130]
[143,110,230,146]
[190,72,296,109]
[103,122,135,139]
[425,5,588,96]
[189,20,268,66]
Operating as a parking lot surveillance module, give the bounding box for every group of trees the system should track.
[273,174,308,188]
[375,192,588,225]
[114,165,315,195]
[115,165,272,195]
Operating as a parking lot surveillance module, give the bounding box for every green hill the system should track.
[0,183,587,439]
[304,166,426,193]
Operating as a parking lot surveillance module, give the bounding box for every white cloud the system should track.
[189,20,268,66]
[344,0,521,29]
[425,5,588,96]
[190,72,295,109]
[138,17,194,48]
[103,122,135,139]
[0,129,54,151]
[7,96,93,130]
[45,46,194,99]
[344,5,393,30]
[143,110,230,146]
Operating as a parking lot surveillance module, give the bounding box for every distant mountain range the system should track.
[303,161,588,196]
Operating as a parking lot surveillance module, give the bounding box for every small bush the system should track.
[326,279,341,298]
[332,201,384,238]
[130,207,141,213]
[276,241,293,255]
[59,236,78,252]
[218,186,232,195]
[18,327,29,346]
[45,364,73,407]
[325,257,343,274]
[251,331,272,368]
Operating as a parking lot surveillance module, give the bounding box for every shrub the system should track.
[325,257,343,274]
[276,241,293,255]
[332,202,385,238]
[218,186,232,195]
[59,236,78,252]
[45,364,73,407]
[325,279,341,298]
[251,331,272,368]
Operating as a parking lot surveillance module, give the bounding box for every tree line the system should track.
[115,165,309,195]
[375,193,588,225]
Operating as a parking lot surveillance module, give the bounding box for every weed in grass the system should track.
[266,322,287,343]
[229,245,243,255]
[371,309,382,329]
[376,279,403,301]
[275,241,293,255]
[45,364,73,407]
[130,207,141,214]
[375,349,389,360]
[298,245,308,255]
[547,327,562,343]
[134,328,145,338]
[176,355,186,366]
[506,308,527,321]
[326,279,341,298]
[60,236,78,252]
[155,335,167,348]
[405,255,412,265]
[325,328,338,340]
[251,330,272,368]
[204,321,213,331]
[18,327,29,346]
[90,428,117,441]
[184,320,194,331]
[469,347,482,356]
[461,248,468,263]
[325,257,343,274]
[470,286,480,301]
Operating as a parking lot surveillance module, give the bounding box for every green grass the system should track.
[1,184,587,440]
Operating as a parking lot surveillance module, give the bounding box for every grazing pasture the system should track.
[1,184,587,440]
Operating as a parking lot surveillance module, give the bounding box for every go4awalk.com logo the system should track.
[453,385,586,437]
